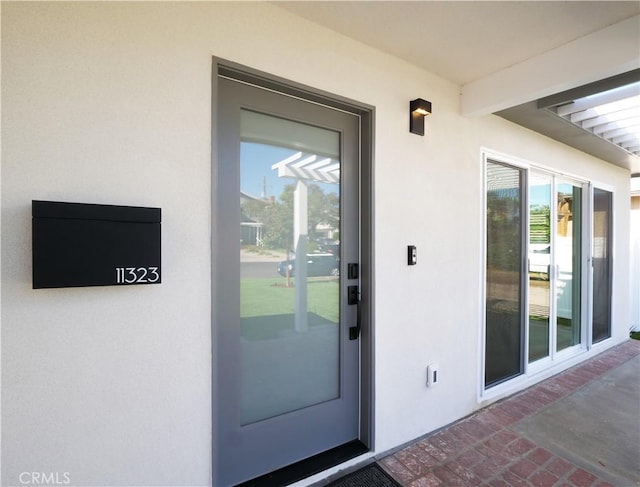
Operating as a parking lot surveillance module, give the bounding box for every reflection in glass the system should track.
[592,188,612,343]
[556,183,581,351]
[486,161,524,387]
[528,174,551,362]
[239,109,341,425]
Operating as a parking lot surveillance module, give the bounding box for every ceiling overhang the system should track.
[497,70,640,173]
[460,15,640,173]
[460,15,640,117]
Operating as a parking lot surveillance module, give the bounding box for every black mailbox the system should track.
[33,200,161,289]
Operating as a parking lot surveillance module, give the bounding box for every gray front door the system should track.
[215,73,361,485]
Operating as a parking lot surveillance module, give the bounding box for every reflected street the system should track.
[241,262,280,279]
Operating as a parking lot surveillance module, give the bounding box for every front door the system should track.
[215,73,362,485]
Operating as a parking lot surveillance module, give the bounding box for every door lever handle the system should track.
[348,285,361,340]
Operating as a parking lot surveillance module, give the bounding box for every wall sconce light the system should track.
[410,98,432,136]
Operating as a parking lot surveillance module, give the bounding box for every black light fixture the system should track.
[410,98,432,135]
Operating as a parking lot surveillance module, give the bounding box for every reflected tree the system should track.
[243,183,339,250]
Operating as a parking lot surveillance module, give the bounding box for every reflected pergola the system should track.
[272,151,340,332]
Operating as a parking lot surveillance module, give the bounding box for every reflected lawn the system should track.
[240,278,339,340]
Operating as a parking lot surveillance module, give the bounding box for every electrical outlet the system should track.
[426,363,439,387]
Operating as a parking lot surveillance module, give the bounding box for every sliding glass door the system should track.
[528,174,551,362]
[592,188,613,343]
[527,175,583,365]
[555,181,582,351]
[485,156,596,390]
[485,160,525,387]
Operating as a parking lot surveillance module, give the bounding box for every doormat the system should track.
[326,463,401,487]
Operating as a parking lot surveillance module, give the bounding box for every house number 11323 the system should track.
[115,267,160,284]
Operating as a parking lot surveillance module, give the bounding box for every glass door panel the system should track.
[239,109,341,425]
[485,160,525,386]
[592,188,613,343]
[528,174,551,362]
[555,182,582,351]
[488,161,589,386]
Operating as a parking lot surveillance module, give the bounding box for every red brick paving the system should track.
[546,458,573,477]
[567,469,598,486]
[378,340,640,486]
[527,448,553,466]
[529,470,559,487]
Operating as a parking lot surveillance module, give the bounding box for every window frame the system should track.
[480,149,609,400]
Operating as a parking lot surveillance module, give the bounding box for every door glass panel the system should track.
[240,109,341,425]
[556,182,582,351]
[528,174,551,362]
[486,161,524,387]
[592,188,612,343]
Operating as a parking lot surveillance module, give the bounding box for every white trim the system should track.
[479,336,628,406]
[589,180,616,195]
[583,183,594,351]
[550,176,558,357]
[478,152,488,402]
[481,147,531,171]
[523,167,531,375]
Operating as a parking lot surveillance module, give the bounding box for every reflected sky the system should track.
[241,142,338,199]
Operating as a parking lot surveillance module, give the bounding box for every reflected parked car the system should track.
[529,244,550,277]
[315,238,340,255]
[318,243,339,255]
[277,253,340,277]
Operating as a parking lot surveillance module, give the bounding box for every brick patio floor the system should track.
[379,340,640,487]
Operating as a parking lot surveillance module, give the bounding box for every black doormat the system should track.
[326,464,401,487]
[238,441,368,487]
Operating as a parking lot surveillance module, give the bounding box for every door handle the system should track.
[348,285,361,340]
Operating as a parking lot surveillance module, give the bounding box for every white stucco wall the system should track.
[1,3,631,486]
